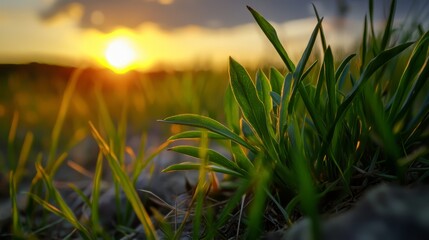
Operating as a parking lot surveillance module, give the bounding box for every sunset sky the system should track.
[0,0,427,71]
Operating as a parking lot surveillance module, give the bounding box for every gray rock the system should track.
[273,184,429,240]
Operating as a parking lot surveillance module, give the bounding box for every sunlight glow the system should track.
[87,28,151,74]
[104,38,136,72]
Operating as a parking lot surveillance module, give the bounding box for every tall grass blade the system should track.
[363,87,401,176]
[247,6,295,72]
[231,142,254,171]
[163,162,244,177]
[312,3,327,52]
[369,0,379,53]
[89,122,157,240]
[15,131,33,184]
[229,57,278,161]
[256,70,273,119]
[168,130,225,140]
[335,54,356,83]
[246,167,270,239]
[9,171,21,235]
[35,162,93,239]
[161,114,256,152]
[278,74,293,140]
[7,111,19,170]
[47,68,83,171]
[192,131,209,239]
[288,121,320,240]
[336,42,413,126]
[380,0,396,51]
[168,145,246,176]
[293,18,322,84]
[361,15,368,73]
[269,67,285,95]
[289,19,322,114]
[225,85,240,133]
[324,47,337,117]
[298,84,327,138]
[90,152,104,234]
[389,32,429,121]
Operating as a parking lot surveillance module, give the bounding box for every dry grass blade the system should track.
[89,121,158,240]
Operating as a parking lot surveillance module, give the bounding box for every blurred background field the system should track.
[0,63,230,174]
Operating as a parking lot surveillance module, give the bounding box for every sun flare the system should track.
[104,37,137,73]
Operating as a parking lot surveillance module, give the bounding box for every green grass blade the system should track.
[289,19,322,114]
[229,57,279,162]
[192,131,209,239]
[229,58,268,138]
[256,70,273,119]
[47,68,82,171]
[319,42,413,167]
[380,0,396,51]
[160,114,256,152]
[404,87,429,138]
[35,162,93,239]
[246,167,270,239]
[301,60,318,81]
[47,152,68,178]
[315,61,325,104]
[288,120,320,240]
[292,18,322,85]
[270,91,281,107]
[247,6,295,72]
[168,145,246,176]
[269,67,285,95]
[162,162,244,177]
[278,74,293,139]
[363,87,401,177]
[361,15,368,74]
[91,152,103,234]
[389,32,429,121]
[9,171,21,235]
[15,131,33,184]
[231,142,254,171]
[338,65,351,91]
[225,85,241,133]
[89,122,157,240]
[241,118,261,145]
[324,47,337,117]
[95,88,118,149]
[335,54,356,83]
[7,111,19,170]
[402,59,429,133]
[369,0,379,53]
[312,3,327,52]
[168,130,225,141]
[337,42,414,125]
[298,84,327,138]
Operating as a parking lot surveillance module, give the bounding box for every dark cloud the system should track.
[40,0,328,31]
[40,0,428,31]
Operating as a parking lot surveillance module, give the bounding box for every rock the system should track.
[276,184,429,240]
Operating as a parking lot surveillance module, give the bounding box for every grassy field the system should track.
[1,0,429,239]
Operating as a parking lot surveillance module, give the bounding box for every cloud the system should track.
[40,0,327,31]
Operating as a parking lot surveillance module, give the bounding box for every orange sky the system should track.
[0,0,427,72]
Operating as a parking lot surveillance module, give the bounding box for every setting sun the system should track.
[104,37,137,73]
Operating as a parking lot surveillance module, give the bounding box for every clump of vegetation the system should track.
[161,0,429,238]
[3,0,428,239]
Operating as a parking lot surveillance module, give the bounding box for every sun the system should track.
[103,37,138,73]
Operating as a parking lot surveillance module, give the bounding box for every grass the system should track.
[161,0,429,238]
[1,0,429,239]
